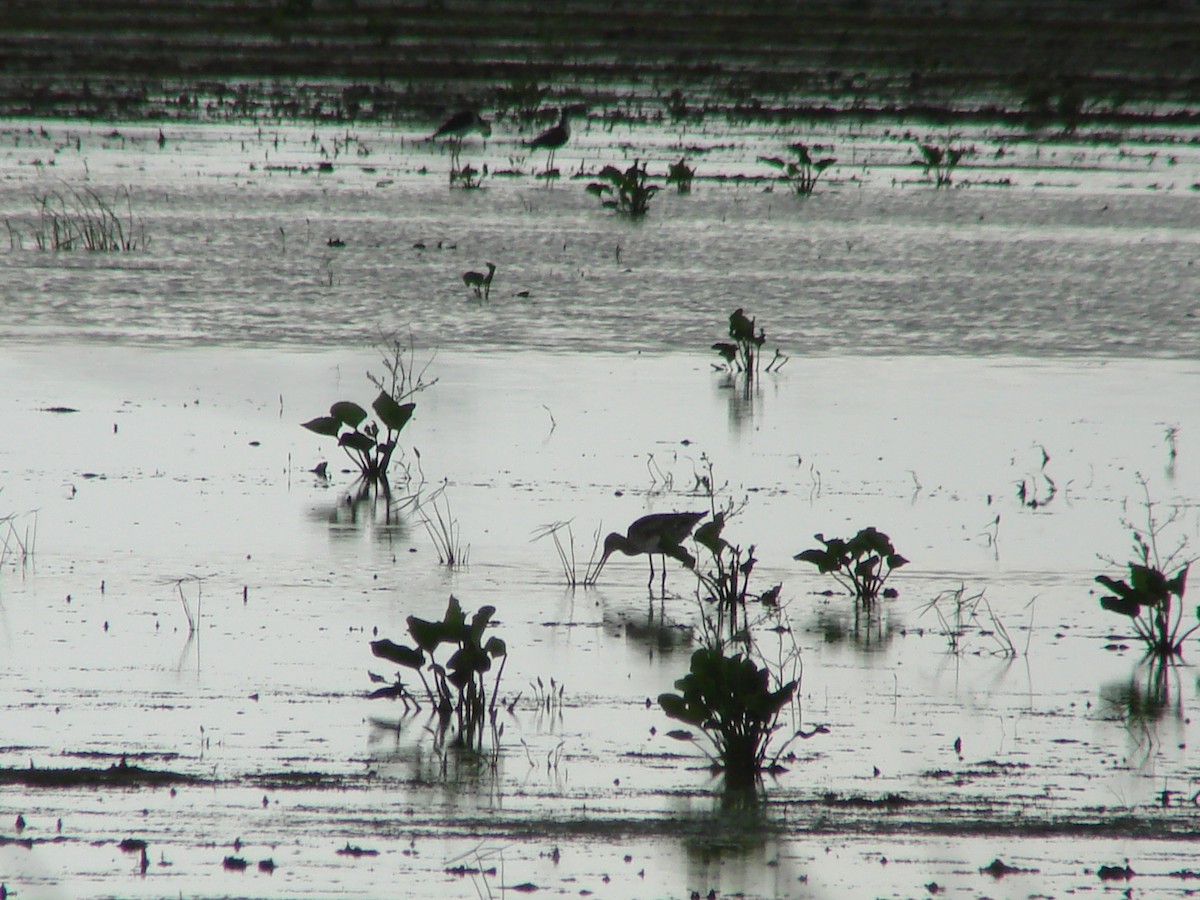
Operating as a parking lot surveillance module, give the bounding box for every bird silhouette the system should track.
[527,107,572,174]
[594,511,705,594]
[462,262,496,300]
[431,109,492,141]
[432,110,491,170]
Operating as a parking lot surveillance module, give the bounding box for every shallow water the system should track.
[1,117,1197,355]
[1,119,1200,898]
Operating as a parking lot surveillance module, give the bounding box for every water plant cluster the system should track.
[586,160,659,216]
[6,185,144,251]
[324,309,1196,792]
[370,595,507,752]
[1094,479,1195,658]
[758,142,836,196]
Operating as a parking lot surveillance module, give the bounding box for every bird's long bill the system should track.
[664,544,696,569]
[588,549,613,584]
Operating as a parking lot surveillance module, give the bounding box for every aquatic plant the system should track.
[712,307,762,374]
[449,162,486,189]
[415,479,469,567]
[0,508,37,571]
[659,647,798,788]
[529,675,565,715]
[917,142,968,187]
[301,391,415,485]
[919,585,1016,656]
[1096,563,1193,657]
[758,142,835,196]
[1096,478,1196,658]
[586,159,659,216]
[369,595,507,752]
[712,307,789,379]
[366,330,439,405]
[794,527,908,608]
[494,78,549,124]
[17,184,145,251]
[666,157,695,193]
[692,511,780,645]
[1016,443,1057,509]
[162,574,206,635]
[532,519,602,587]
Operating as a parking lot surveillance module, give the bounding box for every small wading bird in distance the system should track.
[592,511,706,595]
[527,107,573,174]
[431,109,491,169]
[462,262,496,300]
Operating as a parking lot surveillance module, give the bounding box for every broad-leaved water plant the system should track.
[795,527,908,608]
[666,157,695,193]
[1096,563,1193,657]
[917,142,968,187]
[659,647,797,789]
[370,595,507,751]
[758,142,835,196]
[693,511,780,644]
[1096,478,1197,657]
[587,159,659,216]
[712,307,764,375]
[302,391,415,485]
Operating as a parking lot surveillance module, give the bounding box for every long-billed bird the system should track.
[432,109,491,169]
[594,511,705,594]
[527,107,572,173]
[432,109,492,141]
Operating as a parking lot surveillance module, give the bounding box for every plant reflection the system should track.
[716,371,758,430]
[366,715,505,799]
[1100,656,1184,724]
[810,601,899,653]
[604,606,695,661]
[312,480,410,545]
[681,795,799,897]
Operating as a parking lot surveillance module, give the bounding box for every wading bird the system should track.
[594,511,705,595]
[462,262,496,300]
[432,110,491,169]
[527,107,572,173]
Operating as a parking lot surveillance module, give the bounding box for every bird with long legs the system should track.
[526,107,572,176]
[462,262,496,300]
[431,109,491,172]
[592,511,706,596]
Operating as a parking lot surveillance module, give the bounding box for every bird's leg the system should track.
[659,554,668,597]
[646,555,656,594]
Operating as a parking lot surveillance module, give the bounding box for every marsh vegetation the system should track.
[1,63,1199,898]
